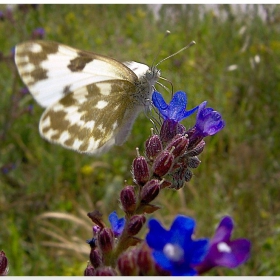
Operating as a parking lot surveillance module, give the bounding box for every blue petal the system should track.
[169,216,195,245]
[190,239,209,264]
[167,91,188,121]
[152,251,173,271]
[152,91,169,117]
[108,211,125,236]
[146,219,170,250]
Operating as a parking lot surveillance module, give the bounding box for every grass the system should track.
[0,4,280,276]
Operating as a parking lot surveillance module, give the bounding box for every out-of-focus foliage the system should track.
[0,4,279,276]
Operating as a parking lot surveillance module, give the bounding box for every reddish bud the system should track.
[84,263,95,276]
[152,149,174,177]
[89,247,103,268]
[94,266,117,276]
[186,140,205,157]
[0,251,8,276]
[87,210,105,228]
[141,179,161,204]
[120,186,137,213]
[117,248,139,276]
[97,228,114,253]
[127,215,146,236]
[160,119,186,144]
[166,134,189,158]
[132,149,150,185]
[145,134,163,160]
[136,243,155,275]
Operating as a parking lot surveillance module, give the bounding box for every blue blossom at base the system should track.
[195,216,251,274]
[146,215,209,276]
[108,211,125,237]
[152,91,198,122]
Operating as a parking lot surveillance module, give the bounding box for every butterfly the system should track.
[14,41,160,155]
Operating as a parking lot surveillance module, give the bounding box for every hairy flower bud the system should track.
[186,140,205,157]
[136,243,155,275]
[97,228,114,253]
[89,247,103,268]
[187,156,201,168]
[152,149,175,177]
[120,186,137,213]
[166,134,189,158]
[132,151,150,185]
[141,179,161,204]
[84,263,95,276]
[94,266,117,276]
[127,215,146,236]
[160,119,186,144]
[0,251,8,276]
[145,134,163,160]
[184,169,193,182]
[117,248,139,276]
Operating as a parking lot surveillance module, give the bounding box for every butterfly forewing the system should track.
[15,41,138,107]
[15,40,160,154]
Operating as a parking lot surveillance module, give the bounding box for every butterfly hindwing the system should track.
[39,79,141,154]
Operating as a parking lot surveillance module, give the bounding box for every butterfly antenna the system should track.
[151,30,171,67]
[155,40,196,67]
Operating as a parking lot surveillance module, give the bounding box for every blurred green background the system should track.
[0,4,280,276]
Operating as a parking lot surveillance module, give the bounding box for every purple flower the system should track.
[195,216,251,274]
[108,211,125,237]
[152,91,198,122]
[146,215,209,276]
[194,101,225,137]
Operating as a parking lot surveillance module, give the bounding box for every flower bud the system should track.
[145,134,162,160]
[89,247,103,268]
[152,149,174,177]
[117,248,139,276]
[0,251,8,276]
[165,134,189,158]
[132,151,150,185]
[187,156,201,168]
[141,179,161,204]
[160,119,178,143]
[160,119,186,144]
[136,243,155,275]
[84,263,95,276]
[184,168,193,182]
[120,186,137,213]
[97,228,114,253]
[94,266,117,276]
[186,140,205,157]
[127,215,146,236]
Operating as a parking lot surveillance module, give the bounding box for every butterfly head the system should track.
[146,66,161,85]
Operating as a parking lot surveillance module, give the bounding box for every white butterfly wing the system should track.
[39,79,143,154]
[14,41,160,154]
[15,41,137,107]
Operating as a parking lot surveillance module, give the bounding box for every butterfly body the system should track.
[15,41,160,154]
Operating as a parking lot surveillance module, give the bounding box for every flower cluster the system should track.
[83,90,250,276]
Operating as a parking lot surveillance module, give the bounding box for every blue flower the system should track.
[152,91,198,122]
[146,215,209,276]
[108,211,125,237]
[195,216,251,274]
[194,101,225,137]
